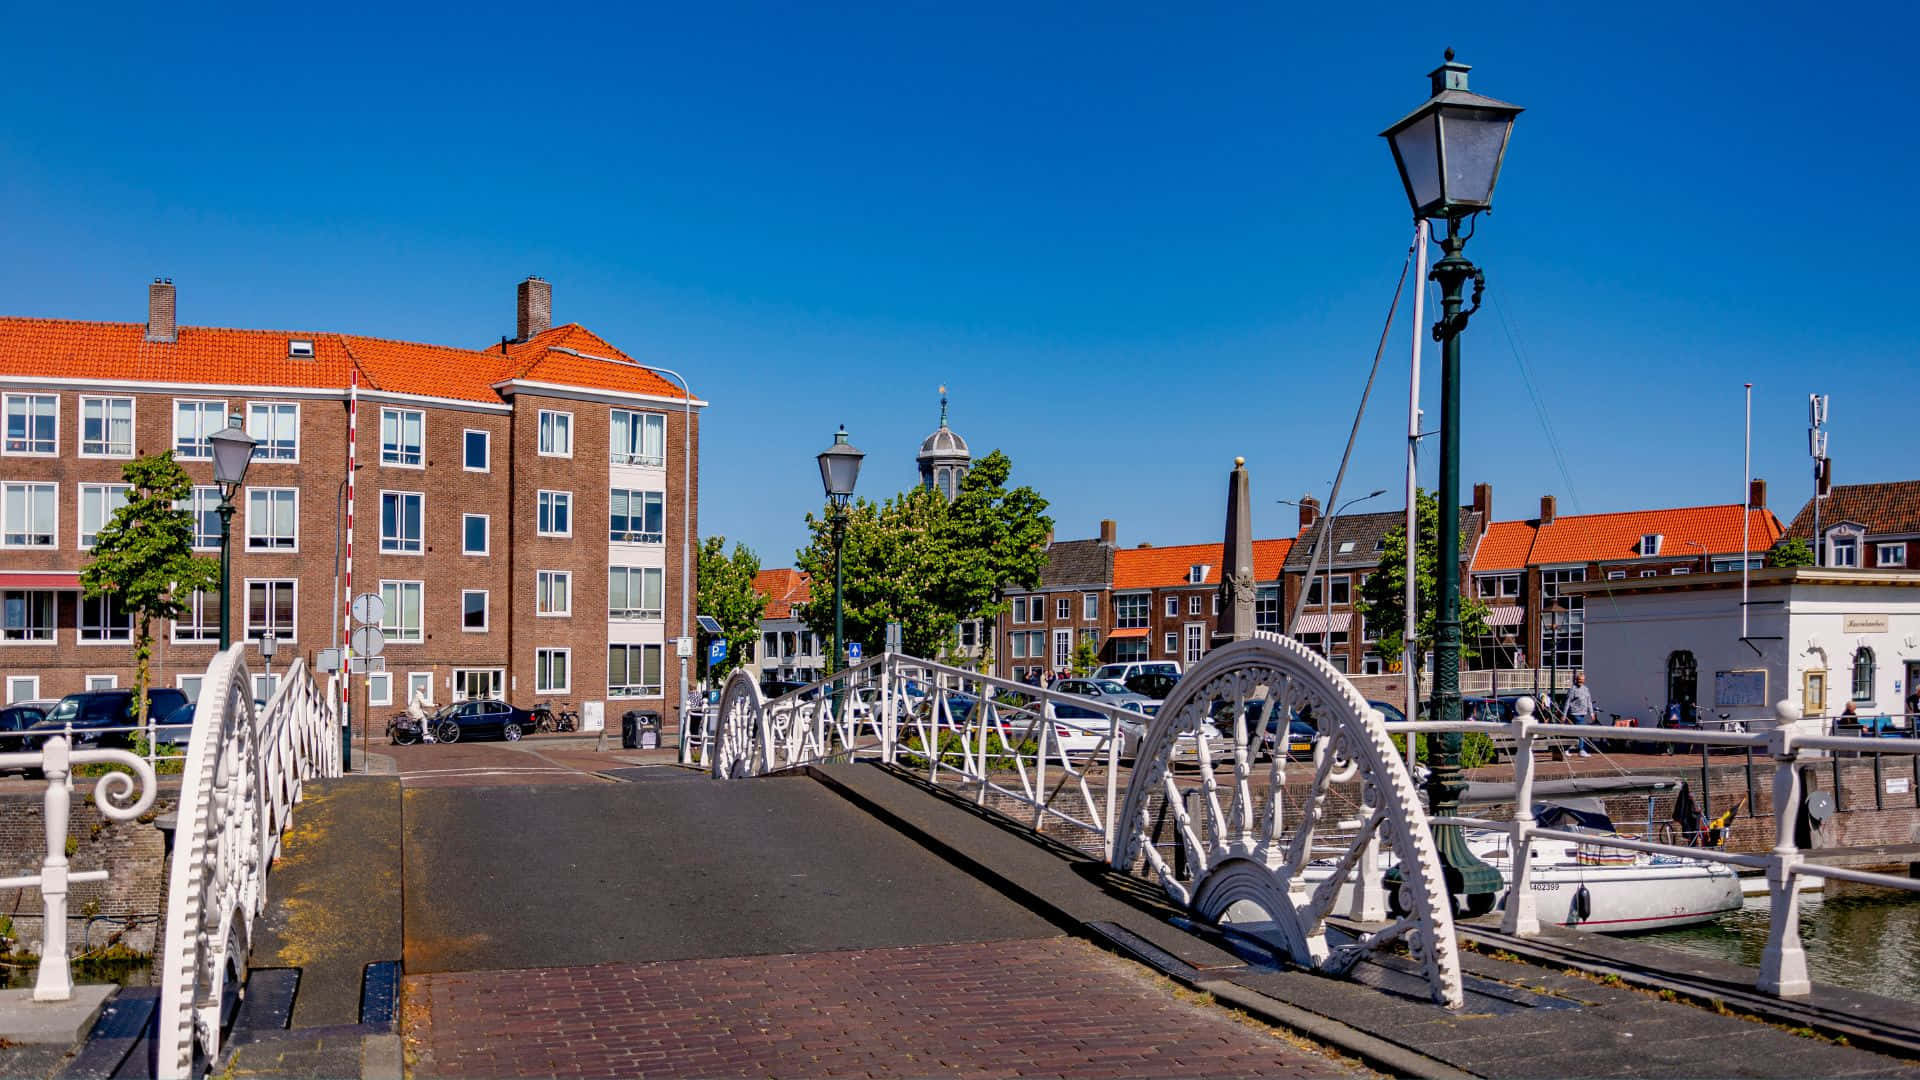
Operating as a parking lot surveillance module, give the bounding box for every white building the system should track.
[1574,568,1920,731]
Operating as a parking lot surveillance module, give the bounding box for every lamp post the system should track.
[208,417,257,651]
[259,630,278,696]
[1382,49,1521,907]
[816,426,865,675]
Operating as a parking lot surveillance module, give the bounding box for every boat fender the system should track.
[1571,885,1592,923]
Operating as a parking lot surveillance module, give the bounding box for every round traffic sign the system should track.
[349,624,386,658]
[351,591,385,626]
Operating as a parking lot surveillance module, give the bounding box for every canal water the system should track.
[1641,881,1920,1005]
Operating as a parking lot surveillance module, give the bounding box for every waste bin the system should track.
[623,710,661,750]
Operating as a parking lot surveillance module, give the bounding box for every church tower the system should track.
[917,386,972,500]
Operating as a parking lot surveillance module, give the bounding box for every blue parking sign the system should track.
[708,639,727,667]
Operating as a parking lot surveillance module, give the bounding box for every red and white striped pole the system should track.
[343,365,358,768]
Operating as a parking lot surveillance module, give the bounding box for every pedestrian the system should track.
[1905,684,1919,724]
[1564,672,1597,757]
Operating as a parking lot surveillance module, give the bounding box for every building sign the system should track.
[1714,669,1768,707]
[1842,614,1889,634]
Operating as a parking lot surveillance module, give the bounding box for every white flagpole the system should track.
[1742,382,1752,640]
[1405,219,1429,775]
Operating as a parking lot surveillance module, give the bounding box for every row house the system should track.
[1468,482,1782,677]
[0,277,704,735]
[1105,536,1295,671]
[1783,480,1920,570]
[996,522,1118,683]
[749,568,822,685]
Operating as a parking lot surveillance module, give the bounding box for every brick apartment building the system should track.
[0,277,703,734]
[996,522,1118,683]
[1782,479,1919,570]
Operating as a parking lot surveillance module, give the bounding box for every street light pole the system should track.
[208,416,256,653]
[216,498,237,650]
[816,425,865,682]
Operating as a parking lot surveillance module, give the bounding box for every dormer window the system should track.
[1187,565,1208,584]
[287,339,315,359]
[1337,540,1356,554]
[1830,532,1860,568]
[1640,533,1663,556]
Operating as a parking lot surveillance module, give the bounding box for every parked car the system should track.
[1053,678,1155,715]
[0,702,51,755]
[389,699,538,744]
[1043,699,1119,756]
[1122,671,1180,704]
[153,702,196,746]
[29,689,191,749]
[1093,661,1181,685]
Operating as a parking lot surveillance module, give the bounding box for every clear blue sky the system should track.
[4,3,1914,565]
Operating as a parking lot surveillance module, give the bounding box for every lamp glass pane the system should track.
[819,451,861,497]
[211,430,254,486]
[1391,112,1441,214]
[1438,108,1511,208]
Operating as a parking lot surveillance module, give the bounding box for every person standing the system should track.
[1565,672,1597,757]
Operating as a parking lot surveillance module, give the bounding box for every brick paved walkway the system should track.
[404,938,1367,1078]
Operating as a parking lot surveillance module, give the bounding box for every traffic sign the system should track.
[707,639,727,668]
[350,591,385,626]
[847,641,862,663]
[349,624,386,658]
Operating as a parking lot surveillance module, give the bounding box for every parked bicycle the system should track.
[530,701,579,733]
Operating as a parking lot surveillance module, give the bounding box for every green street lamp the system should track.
[209,416,256,651]
[1383,50,1522,909]
[816,426,864,674]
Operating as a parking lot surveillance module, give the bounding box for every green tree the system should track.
[79,453,219,738]
[1352,487,1492,666]
[1070,636,1099,676]
[794,450,1051,667]
[1766,536,1814,568]
[696,536,767,682]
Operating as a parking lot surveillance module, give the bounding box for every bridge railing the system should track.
[1383,698,1920,999]
[156,646,341,1079]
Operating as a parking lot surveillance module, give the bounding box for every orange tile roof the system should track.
[1526,504,1782,567]
[1471,520,1538,572]
[0,317,689,405]
[753,568,813,620]
[1112,538,1294,590]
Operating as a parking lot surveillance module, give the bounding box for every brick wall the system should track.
[0,783,176,961]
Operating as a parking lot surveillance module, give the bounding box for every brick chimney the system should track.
[1539,494,1557,525]
[1297,494,1320,533]
[1472,482,1493,526]
[145,279,176,343]
[1748,478,1767,509]
[1099,519,1117,546]
[516,276,552,342]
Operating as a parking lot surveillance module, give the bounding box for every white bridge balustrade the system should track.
[156,646,342,1079]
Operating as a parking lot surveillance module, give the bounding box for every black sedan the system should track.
[0,702,51,754]
[390,699,537,744]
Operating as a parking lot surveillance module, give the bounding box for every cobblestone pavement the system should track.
[404,937,1367,1078]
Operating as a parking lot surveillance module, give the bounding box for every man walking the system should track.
[1565,672,1597,756]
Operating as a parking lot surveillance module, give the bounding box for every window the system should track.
[1477,573,1520,598]
[1188,594,1202,616]
[1112,638,1148,663]
[1304,574,1352,607]
[1852,647,1875,703]
[177,675,203,703]
[406,672,433,705]
[246,488,299,550]
[1115,594,1149,629]
[1640,533,1663,556]
[173,399,225,459]
[380,407,424,467]
[287,338,315,358]
[453,669,503,700]
[610,489,665,543]
[379,581,422,643]
[1362,655,1384,675]
[1056,596,1071,621]
[1639,570,1659,578]
[1010,632,1027,659]
[1184,623,1205,664]
[608,566,663,619]
[379,491,423,554]
[173,591,218,643]
[2,591,55,642]
[1539,568,1586,671]
[78,483,130,549]
[1607,570,1627,580]
[1830,533,1859,568]
[1164,632,1177,656]
[461,590,488,631]
[537,570,571,616]
[1012,596,1027,624]
[1710,555,1763,573]
[609,643,664,697]
[1337,540,1356,555]
[253,674,282,702]
[7,676,40,702]
[1083,592,1099,622]
[1165,595,1178,618]
[3,394,58,455]
[80,593,132,643]
[1671,567,1691,575]
[246,402,299,462]
[85,673,118,689]
[1079,628,1097,648]
[1877,543,1907,567]
[1212,593,1221,616]
[463,429,489,472]
[179,486,219,550]
[1254,585,1281,632]
[958,620,978,648]
[2,483,56,547]
[1187,565,1207,585]
[463,514,488,555]
[366,673,392,707]
[1360,612,1377,641]
[611,410,666,467]
[535,648,570,693]
[246,580,297,642]
[538,410,573,457]
[79,396,134,457]
[537,491,571,537]
[1052,629,1071,670]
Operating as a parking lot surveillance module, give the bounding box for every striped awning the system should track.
[1292,612,1339,634]
[1485,605,1525,627]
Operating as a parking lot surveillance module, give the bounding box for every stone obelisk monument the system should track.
[1214,457,1256,647]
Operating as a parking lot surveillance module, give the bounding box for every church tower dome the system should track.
[917,386,972,500]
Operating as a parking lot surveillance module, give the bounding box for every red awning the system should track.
[1107,627,1151,639]
[1485,605,1526,626]
[0,571,81,590]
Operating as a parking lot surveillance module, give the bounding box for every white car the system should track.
[1092,661,1182,684]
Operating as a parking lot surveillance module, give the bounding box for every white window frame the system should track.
[2,482,57,548]
[461,590,489,633]
[1052,629,1071,670]
[1165,595,1178,618]
[1607,570,1627,580]
[535,647,571,694]
[7,675,40,703]
[1053,596,1068,621]
[366,672,393,707]
[1188,594,1203,616]
[79,593,133,644]
[172,399,226,460]
[537,570,571,616]
[2,591,55,643]
[245,487,300,552]
[1164,631,1177,656]
[246,401,301,463]
[78,482,130,550]
[610,489,666,544]
[84,674,117,690]
[3,393,59,456]
[406,672,433,706]
[172,591,219,643]
[1877,542,1907,567]
[379,490,424,555]
[538,410,574,458]
[608,643,663,698]
[1083,592,1099,622]
[1640,533,1663,556]
[1187,565,1207,585]
[1829,531,1860,568]
[537,490,572,538]
[1114,592,1149,629]
[452,669,505,701]
[463,429,490,472]
[609,565,663,620]
[380,407,425,468]
[175,674,205,703]
[179,486,220,550]
[1184,623,1206,665]
[244,578,298,643]
[379,580,423,643]
[462,513,489,556]
[1012,596,1026,624]
[78,396,135,458]
[610,409,667,467]
[1671,567,1691,575]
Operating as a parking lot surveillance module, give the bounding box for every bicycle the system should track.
[530,701,579,733]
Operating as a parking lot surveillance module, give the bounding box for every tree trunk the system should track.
[134,615,153,749]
